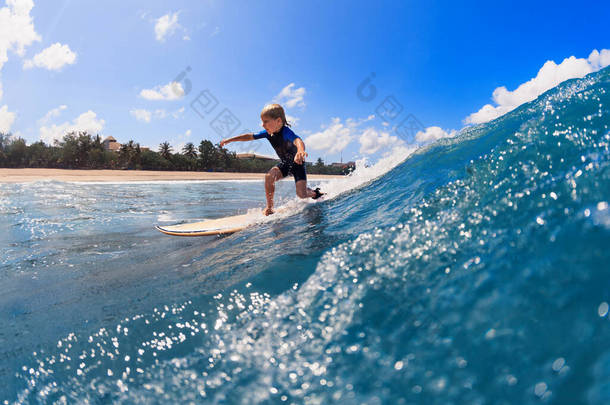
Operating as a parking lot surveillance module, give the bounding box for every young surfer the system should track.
[220,103,324,216]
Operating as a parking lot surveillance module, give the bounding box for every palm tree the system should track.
[119,140,142,169]
[76,132,93,167]
[182,142,197,159]
[131,141,142,168]
[0,133,10,163]
[92,134,104,151]
[198,140,216,170]
[118,142,132,166]
[159,142,172,159]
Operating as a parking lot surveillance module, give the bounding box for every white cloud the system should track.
[172,106,185,119]
[358,128,403,154]
[174,142,186,153]
[379,144,420,163]
[274,83,306,108]
[130,107,184,123]
[39,104,67,124]
[40,110,105,145]
[174,131,194,152]
[23,42,76,70]
[0,1,40,128]
[0,0,41,70]
[415,126,457,143]
[588,49,610,70]
[140,81,185,100]
[465,49,610,125]
[171,129,193,151]
[130,108,152,123]
[286,114,300,127]
[137,10,150,20]
[154,12,180,42]
[363,114,375,123]
[305,116,375,154]
[0,104,16,133]
[305,117,355,154]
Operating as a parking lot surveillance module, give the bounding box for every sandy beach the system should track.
[0,168,343,183]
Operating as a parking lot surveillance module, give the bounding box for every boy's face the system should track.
[261,115,283,134]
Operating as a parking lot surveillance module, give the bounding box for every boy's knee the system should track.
[267,167,282,181]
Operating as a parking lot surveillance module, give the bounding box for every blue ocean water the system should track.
[2,67,610,404]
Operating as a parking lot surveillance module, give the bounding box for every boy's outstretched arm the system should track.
[219,133,254,148]
[294,138,308,164]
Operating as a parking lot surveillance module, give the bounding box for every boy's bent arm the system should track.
[295,137,306,152]
[220,133,254,148]
[294,138,308,164]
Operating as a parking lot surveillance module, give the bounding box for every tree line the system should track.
[0,132,352,174]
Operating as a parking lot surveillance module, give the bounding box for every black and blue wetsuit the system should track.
[253,126,307,182]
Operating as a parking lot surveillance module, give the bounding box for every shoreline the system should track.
[0,168,344,183]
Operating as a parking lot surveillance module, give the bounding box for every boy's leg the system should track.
[295,180,317,198]
[293,164,316,199]
[264,166,284,215]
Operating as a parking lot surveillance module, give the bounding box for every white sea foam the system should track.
[318,145,419,199]
[143,147,420,230]
[243,145,420,225]
[66,179,264,185]
[157,213,182,222]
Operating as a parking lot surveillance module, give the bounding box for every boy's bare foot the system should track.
[263,207,274,216]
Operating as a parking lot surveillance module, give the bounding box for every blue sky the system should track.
[0,0,608,163]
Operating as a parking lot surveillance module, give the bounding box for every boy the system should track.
[220,104,323,216]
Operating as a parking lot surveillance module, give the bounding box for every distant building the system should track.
[102,136,121,152]
[236,153,279,162]
[331,161,356,169]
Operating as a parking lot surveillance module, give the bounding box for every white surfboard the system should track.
[156,191,326,237]
[155,213,255,236]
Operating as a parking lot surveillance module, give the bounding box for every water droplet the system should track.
[534,382,547,397]
[552,358,565,372]
[598,302,609,317]
[485,328,496,339]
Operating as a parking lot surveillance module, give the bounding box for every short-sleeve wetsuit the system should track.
[253,126,307,182]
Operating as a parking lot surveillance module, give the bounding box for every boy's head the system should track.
[260,104,290,134]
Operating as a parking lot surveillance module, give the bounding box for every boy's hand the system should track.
[294,151,307,165]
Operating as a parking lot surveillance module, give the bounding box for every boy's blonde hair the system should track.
[260,104,291,127]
